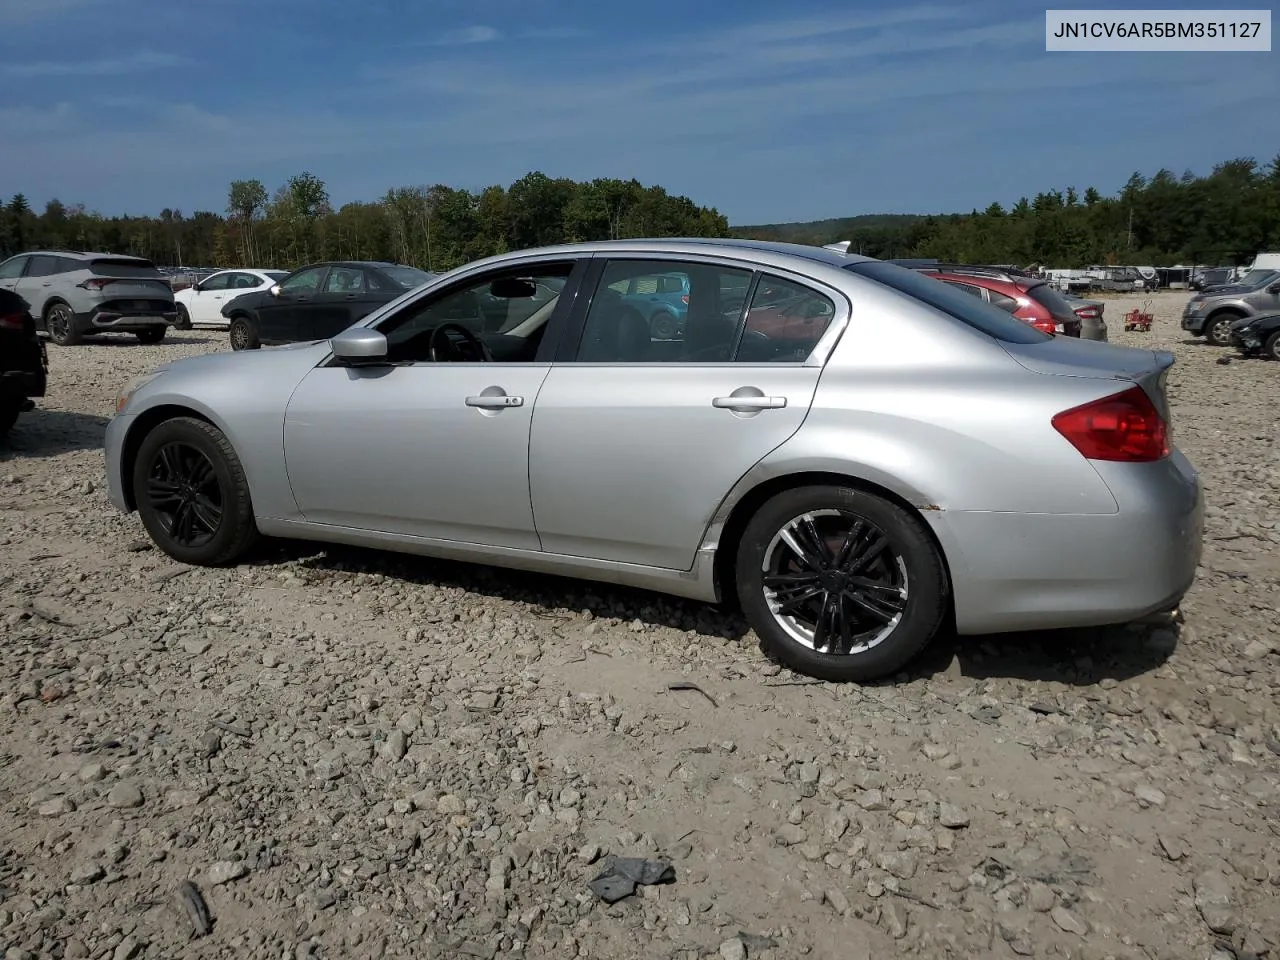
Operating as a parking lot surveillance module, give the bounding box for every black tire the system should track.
[0,398,20,438]
[228,316,259,351]
[136,327,166,345]
[175,305,192,330]
[735,485,947,683]
[132,417,259,565]
[1205,314,1239,346]
[1266,331,1280,361]
[651,311,677,340]
[45,302,80,346]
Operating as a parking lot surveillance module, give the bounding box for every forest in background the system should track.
[1,154,1277,273]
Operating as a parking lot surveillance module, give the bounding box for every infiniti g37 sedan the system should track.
[104,239,1204,682]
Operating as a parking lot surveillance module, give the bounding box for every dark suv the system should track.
[0,289,48,437]
[889,262,1083,338]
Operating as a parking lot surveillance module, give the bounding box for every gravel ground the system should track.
[2,292,1278,960]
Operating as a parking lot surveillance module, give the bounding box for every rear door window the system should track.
[845,261,1052,344]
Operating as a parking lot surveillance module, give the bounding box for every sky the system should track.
[1,0,1276,225]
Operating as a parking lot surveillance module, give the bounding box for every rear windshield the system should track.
[381,266,435,288]
[1024,282,1077,322]
[844,261,1052,344]
[90,257,162,279]
[265,271,289,281]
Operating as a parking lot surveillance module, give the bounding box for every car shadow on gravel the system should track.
[0,409,111,459]
[253,541,753,642]
[907,622,1179,686]
[44,335,222,347]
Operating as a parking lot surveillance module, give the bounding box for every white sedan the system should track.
[173,269,288,329]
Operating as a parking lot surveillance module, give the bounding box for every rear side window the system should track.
[27,255,65,278]
[845,261,1051,344]
[90,257,163,279]
[1024,283,1077,322]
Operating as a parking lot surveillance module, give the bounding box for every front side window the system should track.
[201,273,231,291]
[378,262,574,363]
[576,259,752,363]
[280,267,325,293]
[0,256,27,280]
[325,267,365,293]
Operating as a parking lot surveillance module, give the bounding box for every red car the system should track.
[909,265,1083,337]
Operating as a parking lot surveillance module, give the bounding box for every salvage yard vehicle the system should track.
[105,239,1204,683]
[173,268,287,329]
[1182,269,1280,345]
[0,288,48,436]
[0,250,177,345]
[1229,312,1280,360]
[892,262,1082,337]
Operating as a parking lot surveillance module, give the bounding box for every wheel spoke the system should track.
[189,494,222,533]
[811,590,837,651]
[844,586,905,624]
[832,592,855,654]
[779,515,830,572]
[147,478,182,506]
[773,582,825,615]
[833,519,866,569]
[158,444,183,480]
[188,456,215,488]
[844,534,889,576]
[763,572,822,589]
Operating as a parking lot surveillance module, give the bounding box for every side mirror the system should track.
[331,328,388,366]
[270,284,283,297]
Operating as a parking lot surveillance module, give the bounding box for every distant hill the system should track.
[731,213,930,246]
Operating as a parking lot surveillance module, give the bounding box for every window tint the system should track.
[232,273,261,289]
[737,274,836,362]
[845,261,1052,344]
[280,267,325,293]
[0,256,27,280]
[988,291,1020,313]
[325,267,365,293]
[89,257,162,278]
[1025,283,1076,322]
[378,263,573,363]
[201,273,231,291]
[575,260,751,363]
[27,255,64,278]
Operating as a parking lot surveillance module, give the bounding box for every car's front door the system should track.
[281,258,587,548]
[298,266,370,342]
[528,258,843,570]
[189,272,234,323]
[258,266,326,343]
[0,255,29,294]
[1246,276,1280,315]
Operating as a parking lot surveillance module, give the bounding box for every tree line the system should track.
[737,155,1280,267]
[0,172,731,272]
[1,154,1277,273]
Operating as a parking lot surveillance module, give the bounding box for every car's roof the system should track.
[19,250,151,261]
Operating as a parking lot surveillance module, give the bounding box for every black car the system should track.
[1191,267,1234,292]
[0,289,49,437]
[222,261,436,350]
[1230,312,1280,360]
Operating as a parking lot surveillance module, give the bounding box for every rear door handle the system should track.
[465,394,524,409]
[712,395,786,410]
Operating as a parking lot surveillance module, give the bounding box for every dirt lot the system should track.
[2,291,1278,960]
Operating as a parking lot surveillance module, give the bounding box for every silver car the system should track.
[0,250,177,345]
[104,239,1204,683]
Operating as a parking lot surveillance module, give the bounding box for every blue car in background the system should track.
[608,271,689,339]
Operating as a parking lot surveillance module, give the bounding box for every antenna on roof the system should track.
[822,240,852,253]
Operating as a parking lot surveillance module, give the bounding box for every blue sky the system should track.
[1,0,1276,224]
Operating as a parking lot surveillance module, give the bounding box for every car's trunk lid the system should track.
[1000,337,1175,422]
[85,257,174,299]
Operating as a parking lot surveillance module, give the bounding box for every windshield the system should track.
[844,261,1052,344]
[382,266,436,288]
[1236,269,1278,288]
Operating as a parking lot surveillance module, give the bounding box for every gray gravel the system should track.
[2,295,1279,959]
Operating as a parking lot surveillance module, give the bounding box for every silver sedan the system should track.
[104,239,1204,682]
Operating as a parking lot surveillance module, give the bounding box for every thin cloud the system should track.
[435,25,500,45]
[4,50,186,78]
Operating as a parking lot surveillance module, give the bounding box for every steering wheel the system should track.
[429,322,494,362]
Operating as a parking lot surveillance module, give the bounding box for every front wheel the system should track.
[46,303,80,346]
[735,485,947,682]
[1205,315,1237,346]
[132,417,260,565]
[228,316,259,351]
[1266,331,1280,361]
[175,305,192,330]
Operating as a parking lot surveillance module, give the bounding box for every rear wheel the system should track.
[228,316,259,351]
[136,327,165,345]
[650,311,677,340]
[45,303,80,346]
[1206,314,1239,346]
[735,485,947,682]
[175,305,192,330]
[133,417,259,565]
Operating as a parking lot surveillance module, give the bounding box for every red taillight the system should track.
[1028,318,1056,335]
[78,278,115,290]
[681,295,689,304]
[1074,307,1100,319]
[1052,386,1169,462]
[0,311,25,331]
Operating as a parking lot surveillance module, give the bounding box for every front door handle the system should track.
[465,394,524,409]
[712,395,786,410]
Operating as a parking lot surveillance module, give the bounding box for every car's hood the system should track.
[151,339,329,377]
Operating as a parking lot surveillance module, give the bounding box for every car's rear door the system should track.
[527,256,844,570]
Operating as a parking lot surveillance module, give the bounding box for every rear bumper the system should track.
[86,309,177,332]
[937,450,1203,634]
[104,413,133,513]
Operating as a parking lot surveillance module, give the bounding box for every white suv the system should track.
[0,250,178,346]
